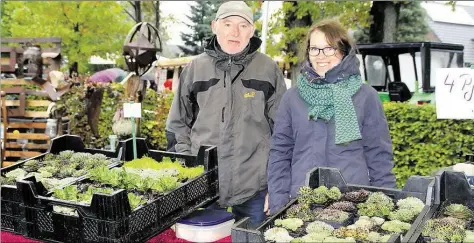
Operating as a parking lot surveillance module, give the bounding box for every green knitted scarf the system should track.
[297,74,363,145]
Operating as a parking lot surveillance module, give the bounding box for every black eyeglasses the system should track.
[308,46,337,57]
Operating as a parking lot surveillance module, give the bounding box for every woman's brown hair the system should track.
[301,19,356,60]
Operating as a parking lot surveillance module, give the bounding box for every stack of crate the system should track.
[1,78,69,167]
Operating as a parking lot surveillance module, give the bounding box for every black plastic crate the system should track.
[0,134,122,234]
[15,139,219,243]
[232,167,436,243]
[409,170,474,243]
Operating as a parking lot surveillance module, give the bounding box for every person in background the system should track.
[267,19,396,214]
[166,1,287,228]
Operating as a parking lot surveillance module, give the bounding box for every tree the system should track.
[355,1,430,44]
[4,2,134,73]
[395,1,430,42]
[1,1,11,37]
[266,1,371,81]
[179,1,221,55]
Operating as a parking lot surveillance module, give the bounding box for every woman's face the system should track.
[308,30,343,77]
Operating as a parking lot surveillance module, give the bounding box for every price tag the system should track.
[436,68,474,119]
[123,103,142,118]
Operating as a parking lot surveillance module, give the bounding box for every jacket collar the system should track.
[301,47,361,84]
[204,35,262,71]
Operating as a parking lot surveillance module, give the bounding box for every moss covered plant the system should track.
[422,203,474,242]
[264,186,427,243]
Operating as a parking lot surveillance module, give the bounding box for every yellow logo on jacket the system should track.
[244,91,256,98]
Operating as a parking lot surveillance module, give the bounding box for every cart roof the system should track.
[356,42,464,56]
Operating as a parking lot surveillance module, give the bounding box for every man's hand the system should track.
[264,193,270,216]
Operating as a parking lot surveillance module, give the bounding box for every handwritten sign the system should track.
[123,103,142,118]
[436,68,474,119]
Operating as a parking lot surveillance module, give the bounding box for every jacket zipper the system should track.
[221,107,225,122]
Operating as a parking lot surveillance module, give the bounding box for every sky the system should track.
[160,1,282,46]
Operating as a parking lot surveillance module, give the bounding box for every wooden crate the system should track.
[1,79,68,167]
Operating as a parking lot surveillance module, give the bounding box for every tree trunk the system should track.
[134,1,142,22]
[369,1,400,43]
[155,1,160,31]
[284,2,312,85]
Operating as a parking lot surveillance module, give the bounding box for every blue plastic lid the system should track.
[177,209,234,226]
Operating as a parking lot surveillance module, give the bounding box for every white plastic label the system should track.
[436,68,474,119]
[123,103,142,118]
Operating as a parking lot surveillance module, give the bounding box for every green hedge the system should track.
[383,102,474,187]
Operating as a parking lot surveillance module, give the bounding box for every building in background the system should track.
[423,1,474,66]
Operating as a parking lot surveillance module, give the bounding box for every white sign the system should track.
[123,103,142,118]
[436,68,474,119]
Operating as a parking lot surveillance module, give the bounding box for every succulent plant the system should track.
[327,201,356,212]
[312,186,330,204]
[0,176,13,185]
[306,221,334,236]
[23,159,40,172]
[275,218,304,231]
[322,236,356,243]
[301,233,326,242]
[5,168,27,181]
[422,217,466,242]
[464,230,474,243]
[70,152,90,164]
[285,204,317,221]
[343,189,370,203]
[388,208,419,222]
[372,217,385,226]
[58,150,75,160]
[315,209,350,223]
[366,232,381,242]
[72,169,87,177]
[290,238,304,243]
[381,220,411,233]
[332,226,369,241]
[38,166,59,175]
[443,203,473,220]
[396,197,425,214]
[354,217,377,230]
[297,186,315,205]
[44,153,55,161]
[326,187,342,200]
[379,234,393,243]
[39,170,53,178]
[357,192,394,217]
[264,227,293,242]
[56,167,76,178]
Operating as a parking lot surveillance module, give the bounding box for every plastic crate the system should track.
[232,167,436,243]
[408,170,474,243]
[15,139,219,243]
[0,134,122,234]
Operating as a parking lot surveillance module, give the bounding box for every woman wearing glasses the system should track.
[266,19,396,215]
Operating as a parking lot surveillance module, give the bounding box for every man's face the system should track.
[212,16,255,55]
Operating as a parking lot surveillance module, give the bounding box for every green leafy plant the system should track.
[1,151,113,190]
[383,102,474,187]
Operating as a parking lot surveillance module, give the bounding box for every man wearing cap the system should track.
[166,1,286,228]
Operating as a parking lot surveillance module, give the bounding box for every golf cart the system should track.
[356,42,464,104]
